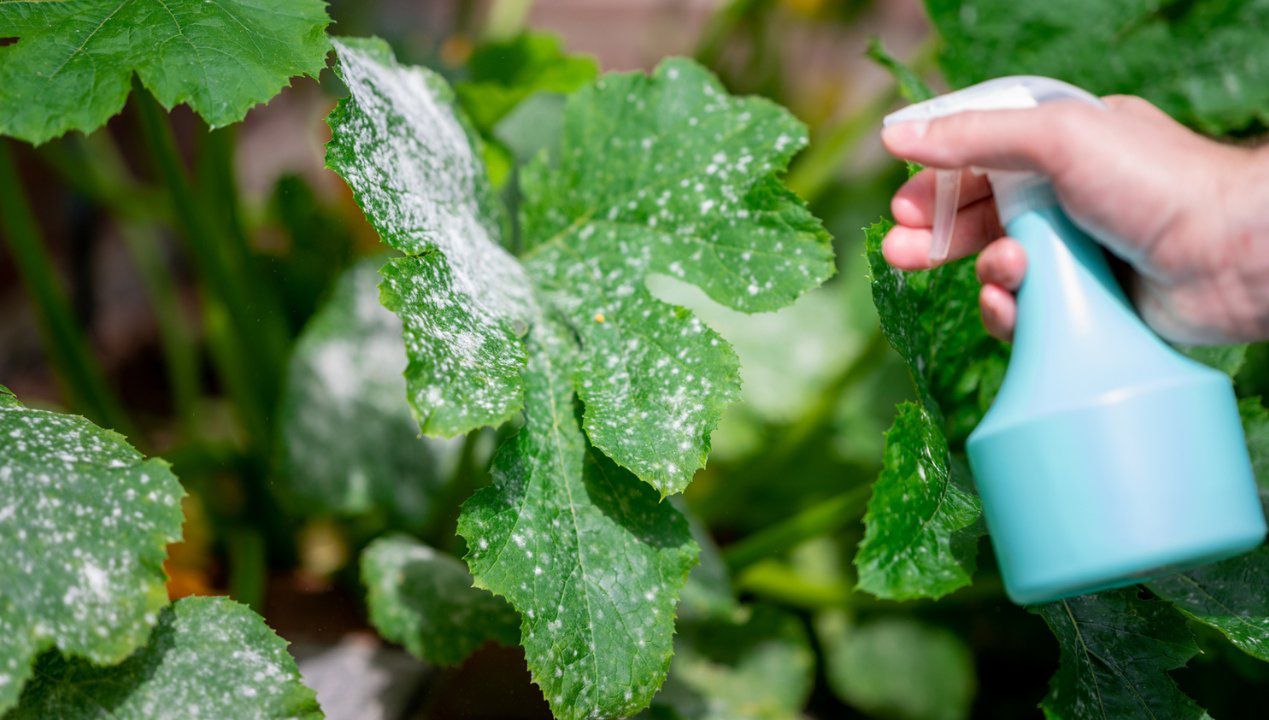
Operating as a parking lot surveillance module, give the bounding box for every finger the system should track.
[1101,95,1172,123]
[882,196,1003,270]
[980,283,1017,342]
[881,102,1102,175]
[891,167,994,227]
[975,237,1027,291]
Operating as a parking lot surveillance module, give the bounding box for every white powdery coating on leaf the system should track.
[330,39,532,317]
[458,322,698,720]
[8,597,322,720]
[328,39,535,435]
[277,259,458,524]
[0,396,184,713]
[519,58,833,494]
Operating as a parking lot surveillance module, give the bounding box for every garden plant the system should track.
[0,1,1267,719]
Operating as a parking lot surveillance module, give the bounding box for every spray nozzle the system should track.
[882,76,1104,263]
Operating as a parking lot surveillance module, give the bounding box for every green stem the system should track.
[785,90,896,202]
[227,526,267,612]
[484,0,535,38]
[723,484,872,572]
[747,328,890,478]
[784,37,940,204]
[39,138,169,224]
[117,223,202,436]
[0,140,134,435]
[133,82,273,446]
[46,135,201,435]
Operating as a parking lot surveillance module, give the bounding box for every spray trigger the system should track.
[930,168,960,263]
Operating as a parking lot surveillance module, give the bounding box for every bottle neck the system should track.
[988,171,1058,228]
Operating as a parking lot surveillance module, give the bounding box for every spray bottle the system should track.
[884,77,1267,605]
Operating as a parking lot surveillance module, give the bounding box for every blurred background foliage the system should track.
[1,0,1266,718]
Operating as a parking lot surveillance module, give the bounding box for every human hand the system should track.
[879,95,1269,344]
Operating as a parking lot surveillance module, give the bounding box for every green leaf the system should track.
[9,597,322,719]
[644,606,814,720]
[817,612,976,720]
[855,403,982,600]
[455,32,598,136]
[1148,546,1269,661]
[1239,397,1269,508]
[458,319,698,720]
[0,0,331,144]
[326,39,831,497]
[361,534,519,666]
[924,0,1269,133]
[1181,344,1248,376]
[866,38,934,103]
[0,391,184,712]
[326,37,536,437]
[1034,589,1208,720]
[326,40,829,718]
[856,217,998,600]
[865,219,1007,442]
[521,58,834,493]
[277,258,459,529]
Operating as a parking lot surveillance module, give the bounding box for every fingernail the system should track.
[882,121,928,150]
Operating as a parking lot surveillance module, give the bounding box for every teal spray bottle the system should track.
[884,77,1267,605]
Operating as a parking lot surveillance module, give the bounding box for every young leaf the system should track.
[521,59,834,493]
[866,38,935,103]
[325,38,832,496]
[642,606,814,720]
[361,535,519,666]
[854,403,981,600]
[1035,589,1208,720]
[924,0,1269,133]
[455,32,599,136]
[1148,546,1269,662]
[9,597,322,719]
[459,319,698,720]
[277,258,459,529]
[326,37,537,436]
[0,0,331,144]
[0,387,184,713]
[817,612,976,720]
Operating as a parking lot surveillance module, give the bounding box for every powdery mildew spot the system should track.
[0,388,183,713]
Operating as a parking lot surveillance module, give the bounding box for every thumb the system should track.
[881,102,1103,175]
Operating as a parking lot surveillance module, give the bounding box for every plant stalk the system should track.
[45,134,201,435]
[0,140,134,435]
[785,36,940,204]
[133,81,276,446]
[723,484,872,572]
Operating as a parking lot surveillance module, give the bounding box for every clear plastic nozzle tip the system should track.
[931,169,960,263]
[883,77,1105,264]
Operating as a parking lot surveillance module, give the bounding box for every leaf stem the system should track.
[133,81,275,447]
[45,134,202,435]
[0,140,135,435]
[227,525,267,612]
[723,484,872,572]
